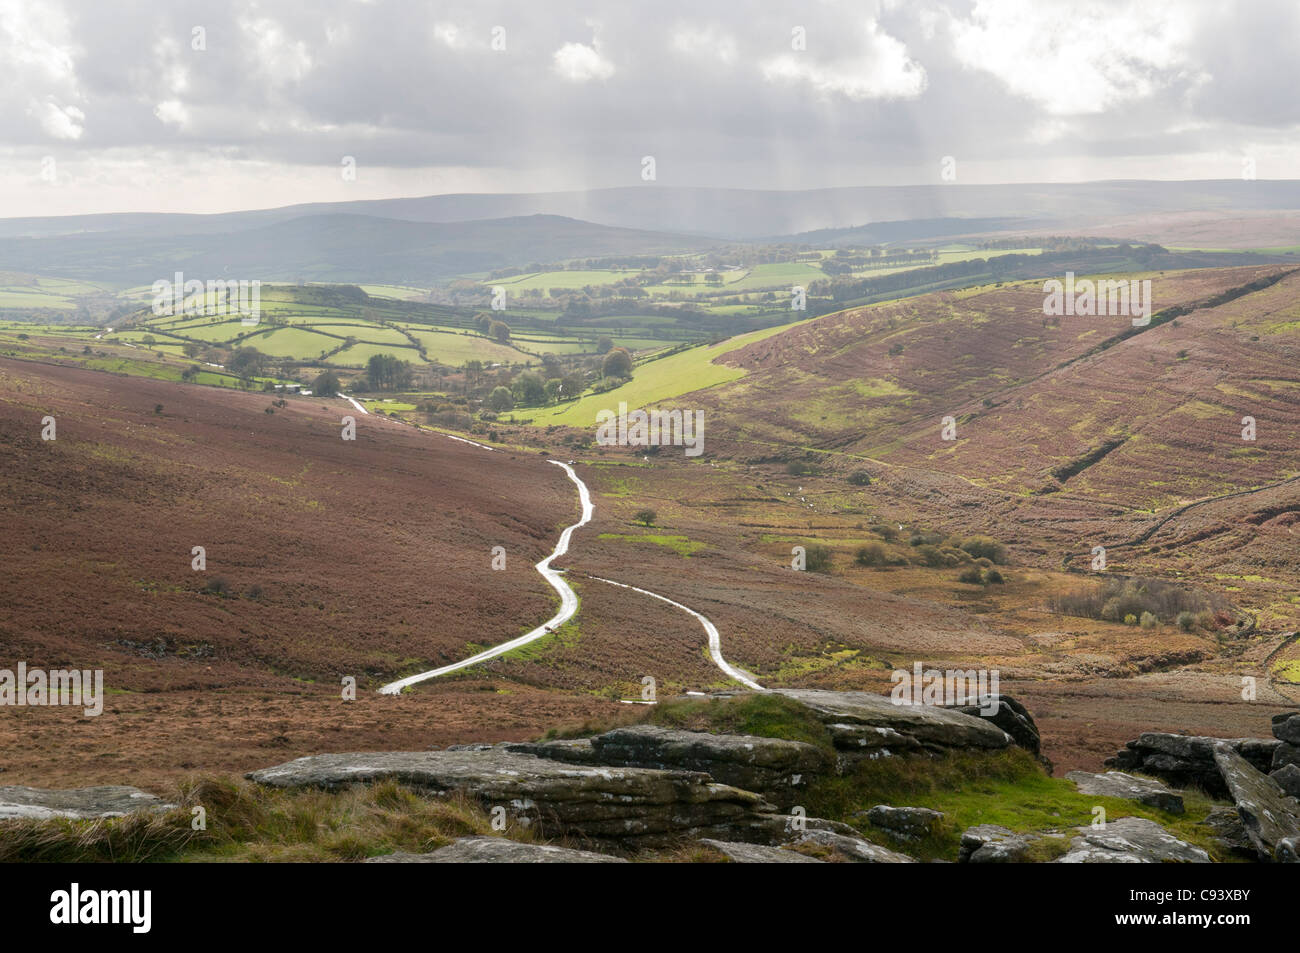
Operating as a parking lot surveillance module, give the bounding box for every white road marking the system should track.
[586,575,763,692]
[378,460,592,694]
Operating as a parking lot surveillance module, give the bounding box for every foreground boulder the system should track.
[365,837,626,863]
[698,839,824,863]
[791,829,917,862]
[958,825,1041,863]
[1201,806,1255,859]
[1270,763,1300,799]
[1066,770,1185,814]
[1055,817,1209,864]
[1213,745,1300,863]
[947,694,1045,763]
[1273,712,1300,745]
[863,805,944,839]
[0,785,174,821]
[507,725,833,809]
[770,689,1013,758]
[248,750,771,845]
[1105,733,1278,796]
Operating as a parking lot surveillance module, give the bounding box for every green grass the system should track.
[597,533,706,556]
[520,318,817,427]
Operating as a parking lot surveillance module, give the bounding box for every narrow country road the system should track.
[378,460,592,694]
[375,436,758,694]
[586,575,763,691]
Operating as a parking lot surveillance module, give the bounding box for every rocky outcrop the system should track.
[0,785,174,820]
[863,805,943,839]
[771,689,1013,759]
[248,749,773,845]
[1055,817,1210,864]
[1066,770,1185,814]
[1201,806,1255,859]
[960,817,1208,863]
[507,725,833,809]
[1272,711,1300,745]
[364,837,627,863]
[1270,763,1300,798]
[698,839,825,863]
[1213,745,1300,863]
[947,694,1045,763]
[1105,733,1278,796]
[958,825,1041,863]
[790,829,917,862]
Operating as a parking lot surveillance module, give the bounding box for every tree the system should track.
[596,336,614,354]
[366,353,412,391]
[229,346,265,380]
[182,342,201,358]
[312,370,341,396]
[490,320,511,344]
[634,508,657,527]
[141,335,156,349]
[486,386,514,412]
[544,378,563,403]
[512,371,545,406]
[560,372,585,400]
[601,347,633,379]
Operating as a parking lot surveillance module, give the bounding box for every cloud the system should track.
[947,0,1199,115]
[552,40,614,82]
[761,19,926,100]
[35,99,84,139]
[671,25,737,65]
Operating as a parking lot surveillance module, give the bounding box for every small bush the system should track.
[960,536,1007,564]
[1140,611,1158,629]
[1124,613,1138,625]
[805,545,833,573]
[958,567,984,585]
[204,577,231,597]
[847,470,872,486]
[914,544,947,568]
[1176,611,1196,631]
[984,568,1005,585]
[855,543,887,567]
[871,523,899,542]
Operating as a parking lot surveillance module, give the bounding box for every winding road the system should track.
[376,441,757,694]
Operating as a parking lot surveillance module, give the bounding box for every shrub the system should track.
[804,545,833,573]
[958,567,984,585]
[913,544,947,568]
[633,509,657,527]
[786,460,817,477]
[204,577,231,597]
[1124,613,1138,625]
[871,523,899,542]
[960,536,1007,564]
[1140,611,1158,629]
[854,543,887,567]
[847,470,872,486]
[983,568,1005,584]
[1177,611,1196,631]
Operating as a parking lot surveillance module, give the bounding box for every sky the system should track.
[2,0,1298,217]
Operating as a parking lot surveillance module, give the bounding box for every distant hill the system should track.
[6,180,1300,242]
[0,213,711,286]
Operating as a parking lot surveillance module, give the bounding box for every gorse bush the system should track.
[959,536,1008,564]
[1050,577,1223,625]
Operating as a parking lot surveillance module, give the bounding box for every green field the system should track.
[518,318,817,427]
